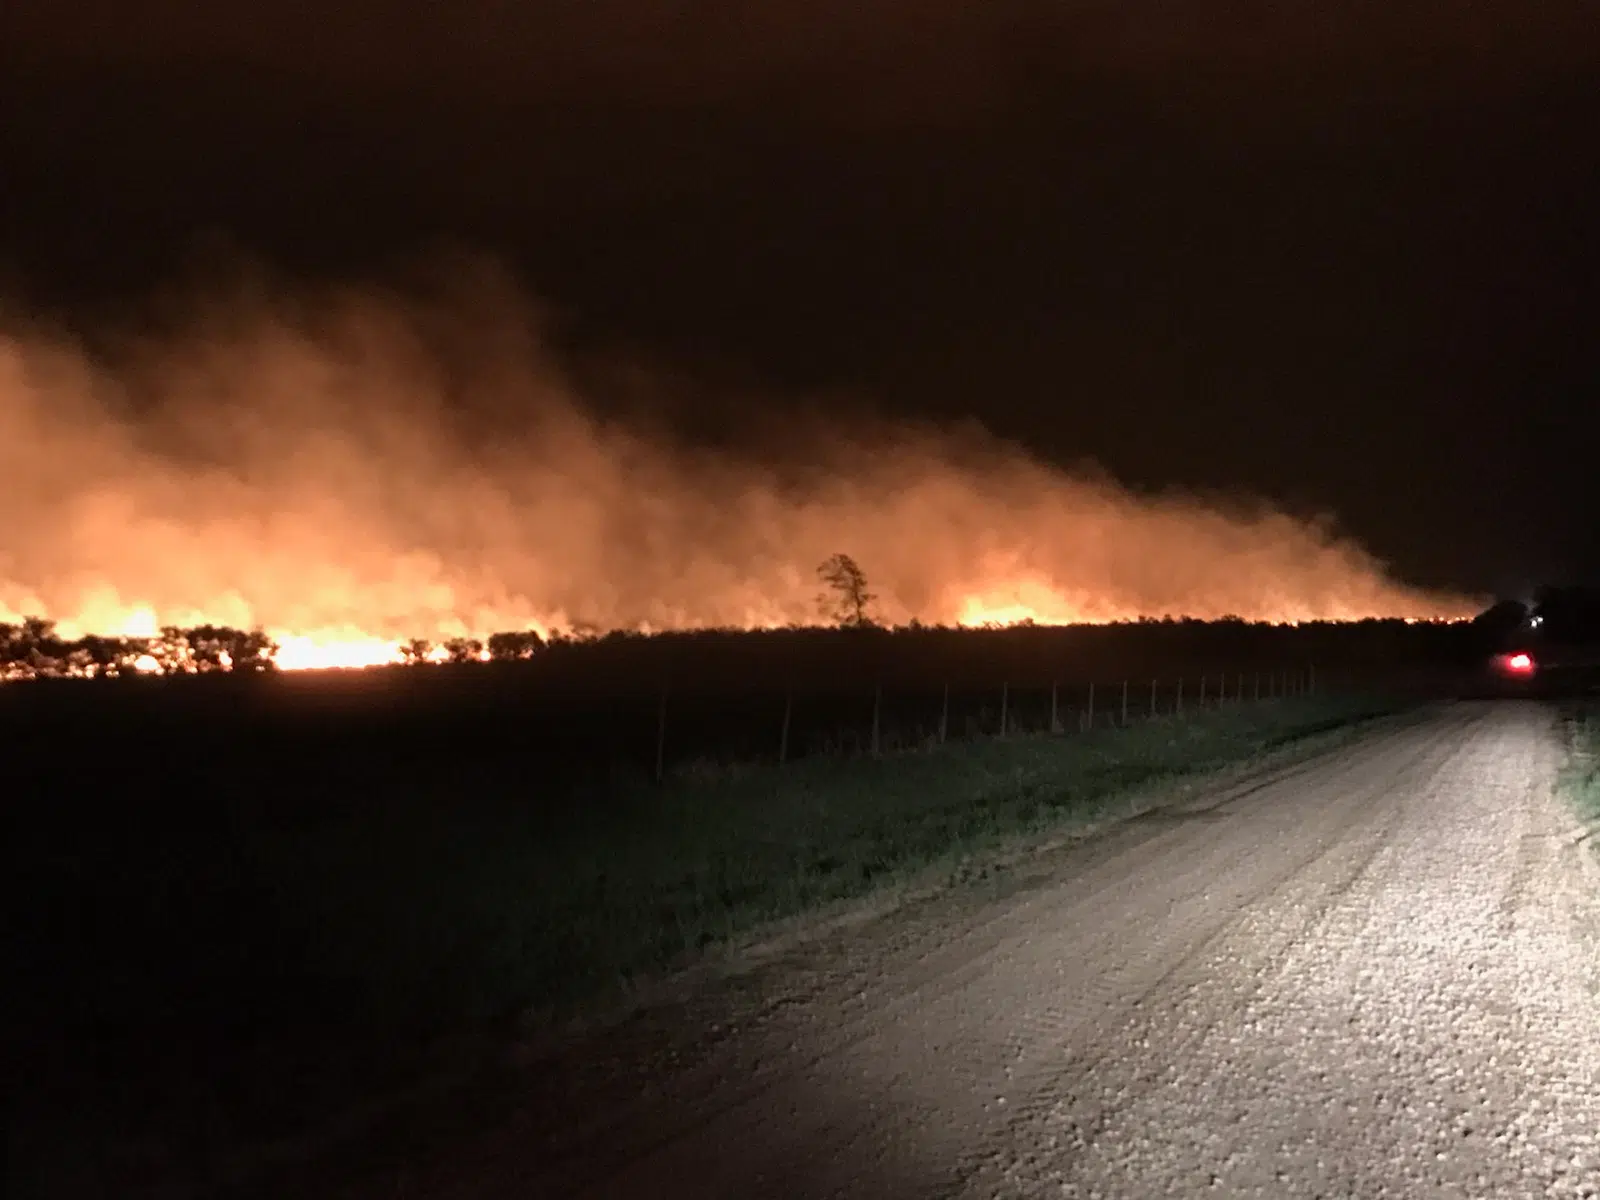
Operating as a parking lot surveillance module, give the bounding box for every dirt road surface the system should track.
[301,701,1600,1199]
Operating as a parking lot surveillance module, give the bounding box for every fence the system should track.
[648,665,1322,781]
[6,648,1456,794]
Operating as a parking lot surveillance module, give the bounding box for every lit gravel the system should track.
[960,703,1600,1199]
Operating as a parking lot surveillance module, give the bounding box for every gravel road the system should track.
[316,701,1600,1199]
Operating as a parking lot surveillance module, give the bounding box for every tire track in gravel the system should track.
[854,709,1472,1197]
[966,702,1600,1198]
[734,709,1458,1058]
[949,718,1467,1194]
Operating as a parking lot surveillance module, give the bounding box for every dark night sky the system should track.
[3,1,1597,598]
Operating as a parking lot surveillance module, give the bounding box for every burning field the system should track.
[0,261,1476,676]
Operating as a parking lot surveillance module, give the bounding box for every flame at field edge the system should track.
[0,598,1476,681]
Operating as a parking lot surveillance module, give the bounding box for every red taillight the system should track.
[1507,652,1534,672]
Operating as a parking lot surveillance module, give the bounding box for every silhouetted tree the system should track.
[400,638,435,664]
[1469,599,1531,654]
[184,625,235,671]
[182,626,276,671]
[231,629,278,670]
[817,553,877,627]
[153,627,193,674]
[0,623,26,678]
[487,630,545,661]
[68,635,122,677]
[14,617,67,676]
[443,637,484,664]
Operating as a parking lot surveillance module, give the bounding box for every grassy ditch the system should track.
[1559,704,1600,843]
[12,690,1409,1195]
[233,694,1410,1027]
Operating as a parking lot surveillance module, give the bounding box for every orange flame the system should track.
[0,265,1479,671]
[269,634,408,672]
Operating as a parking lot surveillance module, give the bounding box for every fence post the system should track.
[1256,671,1262,701]
[1238,673,1245,705]
[999,681,1009,738]
[1121,679,1129,726]
[871,682,882,757]
[1150,677,1158,719]
[654,685,668,783]
[1308,663,1316,695]
[939,682,949,745]
[779,690,792,765]
[1199,673,1207,707]
[1176,675,1184,714]
[1086,681,1095,731]
[1050,680,1059,733]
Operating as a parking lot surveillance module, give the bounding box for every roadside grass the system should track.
[243,694,1410,1034]
[12,691,1410,1195]
[1559,705,1600,840]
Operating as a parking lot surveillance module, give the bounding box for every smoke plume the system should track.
[0,261,1475,663]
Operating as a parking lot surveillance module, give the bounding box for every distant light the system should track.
[1507,652,1534,672]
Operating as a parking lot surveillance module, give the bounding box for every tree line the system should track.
[8,555,1561,686]
[0,554,881,679]
[0,613,1484,686]
[0,620,563,680]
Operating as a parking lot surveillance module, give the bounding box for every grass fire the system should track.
[0,264,1475,677]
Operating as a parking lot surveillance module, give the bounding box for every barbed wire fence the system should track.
[649,665,1323,783]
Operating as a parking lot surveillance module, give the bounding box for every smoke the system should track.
[0,260,1475,652]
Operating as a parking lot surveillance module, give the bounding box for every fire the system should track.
[0,264,1481,670]
[270,634,407,672]
[251,632,497,672]
[959,602,1044,628]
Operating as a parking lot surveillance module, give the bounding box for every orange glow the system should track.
[0,264,1481,672]
[271,634,407,672]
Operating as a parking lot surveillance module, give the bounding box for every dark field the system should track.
[1,618,1568,1197]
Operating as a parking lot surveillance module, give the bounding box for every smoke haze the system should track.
[0,260,1475,654]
